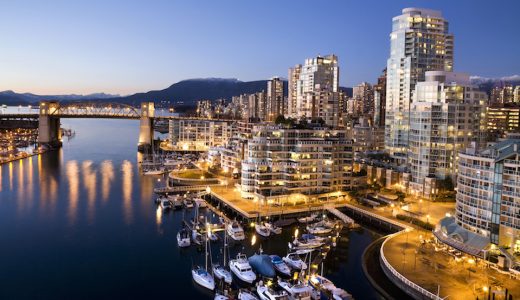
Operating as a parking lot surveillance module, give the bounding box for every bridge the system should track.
[1,101,237,148]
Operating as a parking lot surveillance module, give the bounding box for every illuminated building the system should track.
[408,71,487,198]
[240,124,353,200]
[168,119,235,151]
[385,8,454,161]
[486,106,520,135]
[266,77,286,121]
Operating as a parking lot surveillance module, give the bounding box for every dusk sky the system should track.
[1,0,519,95]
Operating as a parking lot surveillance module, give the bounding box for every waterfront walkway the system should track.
[382,229,520,299]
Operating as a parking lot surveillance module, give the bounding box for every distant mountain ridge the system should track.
[1,78,353,107]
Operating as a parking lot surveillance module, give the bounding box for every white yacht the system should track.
[213,228,232,284]
[298,213,318,224]
[238,289,260,300]
[264,222,282,235]
[229,253,256,284]
[257,282,289,300]
[192,230,203,245]
[192,266,215,290]
[143,168,166,176]
[160,199,172,210]
[227,221,245,241]
[278,279,314,300]
[308,275,353,300]
[177,228,191,248]
[192,231,215,291]
[269,255,291,276]
[290,238,323,250]
[306,221,333,235]
[282,253,307,270]
[255,223,270,237]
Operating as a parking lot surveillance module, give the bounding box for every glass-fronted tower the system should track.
[385,8,454,162]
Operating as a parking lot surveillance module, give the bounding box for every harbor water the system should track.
[0,119,382,300]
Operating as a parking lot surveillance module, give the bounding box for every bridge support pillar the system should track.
[38,101,62,147]
[138,102,154,151]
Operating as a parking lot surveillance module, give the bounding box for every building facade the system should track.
[290,55,340,127]
[373,68,387,128]
[266,77,286,121]
[353,82,374,120]
[408,71,487,198]
[385,8,454,161]
[240,125,353,200]
[456,139,520,249]
[486,106,520,136]
[168,119,235,151]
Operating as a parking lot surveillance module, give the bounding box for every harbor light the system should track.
[294,228,299,239]
[251,235,256,246]
[483,286,488,292]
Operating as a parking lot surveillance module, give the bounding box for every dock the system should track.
[324,205,355,225]
[154,183,221,194]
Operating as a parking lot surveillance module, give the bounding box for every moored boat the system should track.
[227,221,245,241]
[177,228,191,247]
[282,253,307,270]
[229,253,256,284]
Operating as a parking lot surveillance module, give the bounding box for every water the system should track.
[0,118,382,300]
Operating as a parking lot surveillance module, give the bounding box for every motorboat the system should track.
[282,253,307,270]
[306,222,333,235]
[143,168,166,176]
[248,254,275,278]
[269,255,291,276]
[229,253,256,284]
[160,199,172,210]
[194,197,208,208]
[264,222,282,235]
[301,234,326,243]
[278,279,314,300]
[255,223,270,237]
[298,213,318,224]
[290,238,323,250]
[184,199,194,209]
[192,230,203,245]
[177,228,191,248]
[308,275,353,300]
[168,195,184,210]
[208,231,219,242]
[257,282,289,300]
[227,221,245,241]
[238,289,260,300]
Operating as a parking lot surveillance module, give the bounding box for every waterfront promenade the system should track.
[382,229,520,299]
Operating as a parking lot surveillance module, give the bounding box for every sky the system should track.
[0,0,519,95]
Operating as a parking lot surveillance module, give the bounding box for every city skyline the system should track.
[1,0,519,95]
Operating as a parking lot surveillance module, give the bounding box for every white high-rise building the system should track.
[408,71,487,198]
[288,55,340,127]
[385,8,454,161]
[266,77,285,121]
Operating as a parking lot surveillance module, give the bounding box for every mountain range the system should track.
[2,75,517,108]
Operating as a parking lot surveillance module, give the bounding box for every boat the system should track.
[213,228,232,284]
[264,222,282,235]
[248,252,275,278]
[177,228,191,248]
[229,253,256,284]
[298,213,318,224]
[301,234,327,243]
[305,221,333,235]
[227,221,245,241]
[155,196,166,204]
[192,229,215,291]
[160,199,172,210]
[282,253,307,270]
[308,275,353,300]
[184,199,194,208]
[214,293,229,300]
[290,238,323,250]
[208,231,219,242]
[257,282,289,300]
[172,198,183,210]
[278,279,314,300]
[143,168,166,176]
[194,197,208,208]
[255,223,270,237]
[238,289,260,300]
[269,255,291,276]
[192,230,203,245]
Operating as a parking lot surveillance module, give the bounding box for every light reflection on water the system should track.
[0,119,381,300]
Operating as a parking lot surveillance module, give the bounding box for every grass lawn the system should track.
[176,169,215,179]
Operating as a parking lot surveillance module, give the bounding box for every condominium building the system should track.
[490,84,514,105]
[240,125,353,200]
[353,82,374,118]
[350,118,385,154]
[373,68,387,128]
[455,139,520,249]
[266,77,286,121]
[486,106,520,135]
[289,55,340,127]
[385,8,454,161]
[515,86,520,103]
[168,119,235,151]
[408,71,487,198]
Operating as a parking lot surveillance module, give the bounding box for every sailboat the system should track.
[212,225,233,284]
[191,223,215,290]
[143,139,166,175]
[255,214,270,237]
